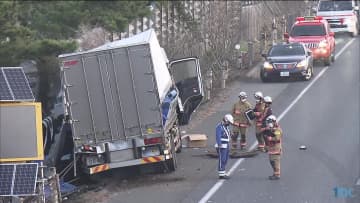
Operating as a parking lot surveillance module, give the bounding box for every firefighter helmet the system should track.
[254,91,263,99]
[239,91,247,98]
[223,114,234,124]
[266,115,277,123]
[264,96,272,104]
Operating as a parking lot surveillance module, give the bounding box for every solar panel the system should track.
[1,67,35,101]
[12,163,39,196]
[0,163,38,196]
[0,70,13,101]
[0,165,15,196]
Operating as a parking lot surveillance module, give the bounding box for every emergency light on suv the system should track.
[284,16,335,66]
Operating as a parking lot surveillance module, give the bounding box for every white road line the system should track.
[356,178,360,186]
[198,38,356,203]
[334,38,355,60]
[277,66,328,121]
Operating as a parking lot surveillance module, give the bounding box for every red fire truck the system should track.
[284,16,336,66]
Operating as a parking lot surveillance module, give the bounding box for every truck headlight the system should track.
[343,17,352,25]
[296,59,307,68]
[263,61,273,70]
[318,40,328,48]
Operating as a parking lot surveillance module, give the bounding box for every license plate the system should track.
[280,72,289,77]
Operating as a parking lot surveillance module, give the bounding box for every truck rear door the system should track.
[169,57,203,125]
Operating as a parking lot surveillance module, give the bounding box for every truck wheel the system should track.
[176,137,182,153]
[324,56,331,66]
[166,135,177,172]
[174,125,182,153]
[352,24,358,37]
[331,48,335,62]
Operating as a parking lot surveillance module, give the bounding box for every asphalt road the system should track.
[72,35,359,203]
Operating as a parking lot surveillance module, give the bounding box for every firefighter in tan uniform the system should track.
[253,92,266,152]
[261,96,273,151]
[263,115,282,180]
[231,91,253,150]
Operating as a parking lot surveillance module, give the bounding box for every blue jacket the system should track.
[215,122,231,148]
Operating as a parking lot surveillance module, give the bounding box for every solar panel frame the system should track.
[0,69,14,101]
[0,163,38,197]
[1,67,35,101]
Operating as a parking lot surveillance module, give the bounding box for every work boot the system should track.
[268,175,280,180]
[219,175,230,180]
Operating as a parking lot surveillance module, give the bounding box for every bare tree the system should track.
[78,25,108,51]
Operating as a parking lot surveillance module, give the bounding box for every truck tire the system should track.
[175,125,182,153]
[324,55,331,66]
[176,137,182,153]
[351,24,358,37]
[166,135,177,172]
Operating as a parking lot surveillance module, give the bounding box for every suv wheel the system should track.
[260,70,269,82]
[303,66,313,81]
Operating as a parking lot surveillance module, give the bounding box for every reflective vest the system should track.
[215,122,231,148]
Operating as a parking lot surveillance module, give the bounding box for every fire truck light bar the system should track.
[296,16,323,22]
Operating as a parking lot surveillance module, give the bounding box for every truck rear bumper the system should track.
[86,155,170,174]
[330,24,357,33]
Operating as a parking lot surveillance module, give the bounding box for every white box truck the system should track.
[57,29,203,175]
[316,0,360,37]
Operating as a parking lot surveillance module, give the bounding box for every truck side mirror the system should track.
[261,53,267,58]
[329,32,335,37]
[354,6,359,11]
[284,33,289,39]
[312,6,317,12]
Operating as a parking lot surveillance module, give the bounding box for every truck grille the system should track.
[304,43,319,49]
[327,19,348,28]
[327,19,341,24]
[274,63,296,70]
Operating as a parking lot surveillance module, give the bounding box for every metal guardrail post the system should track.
[247,42,253,68]
[221,61,229,89]
[205,69,213,100]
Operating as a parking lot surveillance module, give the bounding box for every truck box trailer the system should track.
[58,29,203,175]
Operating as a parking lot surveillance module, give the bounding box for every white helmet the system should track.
[266,115,277,128]
[264,96,272,103]
[266,115,277,123]
[239,91,247,98]
[254,91,263,100]
[223,114,234,124]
